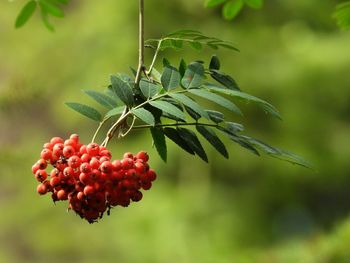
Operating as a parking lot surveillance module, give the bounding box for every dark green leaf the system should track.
[177,128,208,162]
[169,93,209,119]
[105,106,125,119]
[163,128,195,155]
[223,0,243,20]
[15,1,37,28]
[226,122,244,133]
[210,69,240,91]
[149,101,186,121]
[150,68,162,83]
[65,102,102,122]
[181,62,205,89]
[163,58,171,67]
[206,110,225,123]
[161,65,181,91]
[166,29,202,37]
[39,0,64,17]
[241,136,313,168]
[185,106,201,121]
[139,79,162,98]
[207,86,281,119]
[110,75,134,107]
[196,125,229,158]
[179,59,187,78]
[83,90,117,109]
[209,55,221,70]
[205,0,227,7]
[131,108,155,126]
[189,88,242,115]
[244,0,263,9]
[150,127,167,162]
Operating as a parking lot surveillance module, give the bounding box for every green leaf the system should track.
[150,68,162,83]
[169,93,209,119]
[209,55,221,70]
[210,69,240,91]
[105,106,125,119]
[206,110,225,123]
[226,122,244,133]
[15,1,37,28]
[40,8,55,31]
[39,0,64,17]
[241,136,313,168]
[139,79,162,98]
[177,128,208,162]
[65,102,102,122]
[83,90,117,109]
[163,128,195,155]
[207,86,282,120]
[131,108,155,126]
[244,0,263,9]
[196,125,229,158]
[149,101,186,121]
[185,106,201,121]
[189,88,242,115]
[110,75,134,107]
[179,59,187,78]
[219,130,260,155]
[181,62,205,89]
[333,2,350,29]
[150,127,167,162]
[223,0,244,20]
[188,41,203,51]
[205,0,227,7]
[161,65,181,91]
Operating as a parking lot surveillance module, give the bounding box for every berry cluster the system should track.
[31,134,156,223]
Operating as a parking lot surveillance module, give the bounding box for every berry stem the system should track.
[135,0,145,86]
[91,120,106,143]
[147,39,162,76]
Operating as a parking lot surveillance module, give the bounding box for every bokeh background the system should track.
[1,0,350,262]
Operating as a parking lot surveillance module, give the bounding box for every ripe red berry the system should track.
[131,191,143,202]
[134,161,146,174]
[37,159,47,170]
[121,158,134,169]
[50,137,64,145]
[50,176,60,187]
[80,163,91,173]
[79,173,91,185]
[77,191,85,201]
[37,183,48,195]
[63,145,75,158]
[145,169,157,182]
[57,189,68,200]
[68,155,81,168]
[32,163,40,175]
[86,143,99,156]
[35,170,48,182]
[52,143,64,157]
[41,149,53,160]
[100,161,113,173]
[83,185,95,196]
[90,157,100,169]
[142,181,152,190]
[136,151,149,162]
[123,152,134,159]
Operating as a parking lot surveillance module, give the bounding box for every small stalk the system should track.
[135,0,145,86]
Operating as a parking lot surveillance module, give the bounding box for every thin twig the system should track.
[135,0,145,86]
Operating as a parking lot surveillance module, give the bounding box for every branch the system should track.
[135,0,145,86]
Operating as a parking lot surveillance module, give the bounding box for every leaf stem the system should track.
[131,122,220,130]
[147,39,162,76]
[91,120,105,143]
[135,0,145,86]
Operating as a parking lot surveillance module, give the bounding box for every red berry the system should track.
[121,158,134,169]
[123,152,134,159]
[100,161,113,173]
[81,153,91,163]
[90,157,100,169]
[68,155,81,168]
[41,149,53,160]
[84,185,95,196]
[99,156,110,163]
[37,183,48,195]
[86,143,99,156]
[37,159,47,170]
[90,169,101,181]
[70,134,80,142]
[131,191,143,202]
[32,163,40,175]
[79,173,91,185]
[142,181,152,190]
[57,189,68,200]
[50,176,60,187]
[50,137,64,145]
[134,161,146,174]
[77,191,85,201]
[100,150,112,159]
[63,167,74,177]
[80,145,87,155]
[145,169,157,182]
[80,163,91,173]
[112,160,122,171]
[35,170,48,182]
[136,151,149,162]
[43,142,53,150]
[52,143,64,157]
[63,145,75,158]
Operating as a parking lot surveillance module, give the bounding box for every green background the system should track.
[1,0,350,262]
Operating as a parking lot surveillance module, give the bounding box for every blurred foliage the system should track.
[1,0,350,262]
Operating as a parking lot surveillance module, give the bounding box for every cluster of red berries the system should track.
[31,134,156,223]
